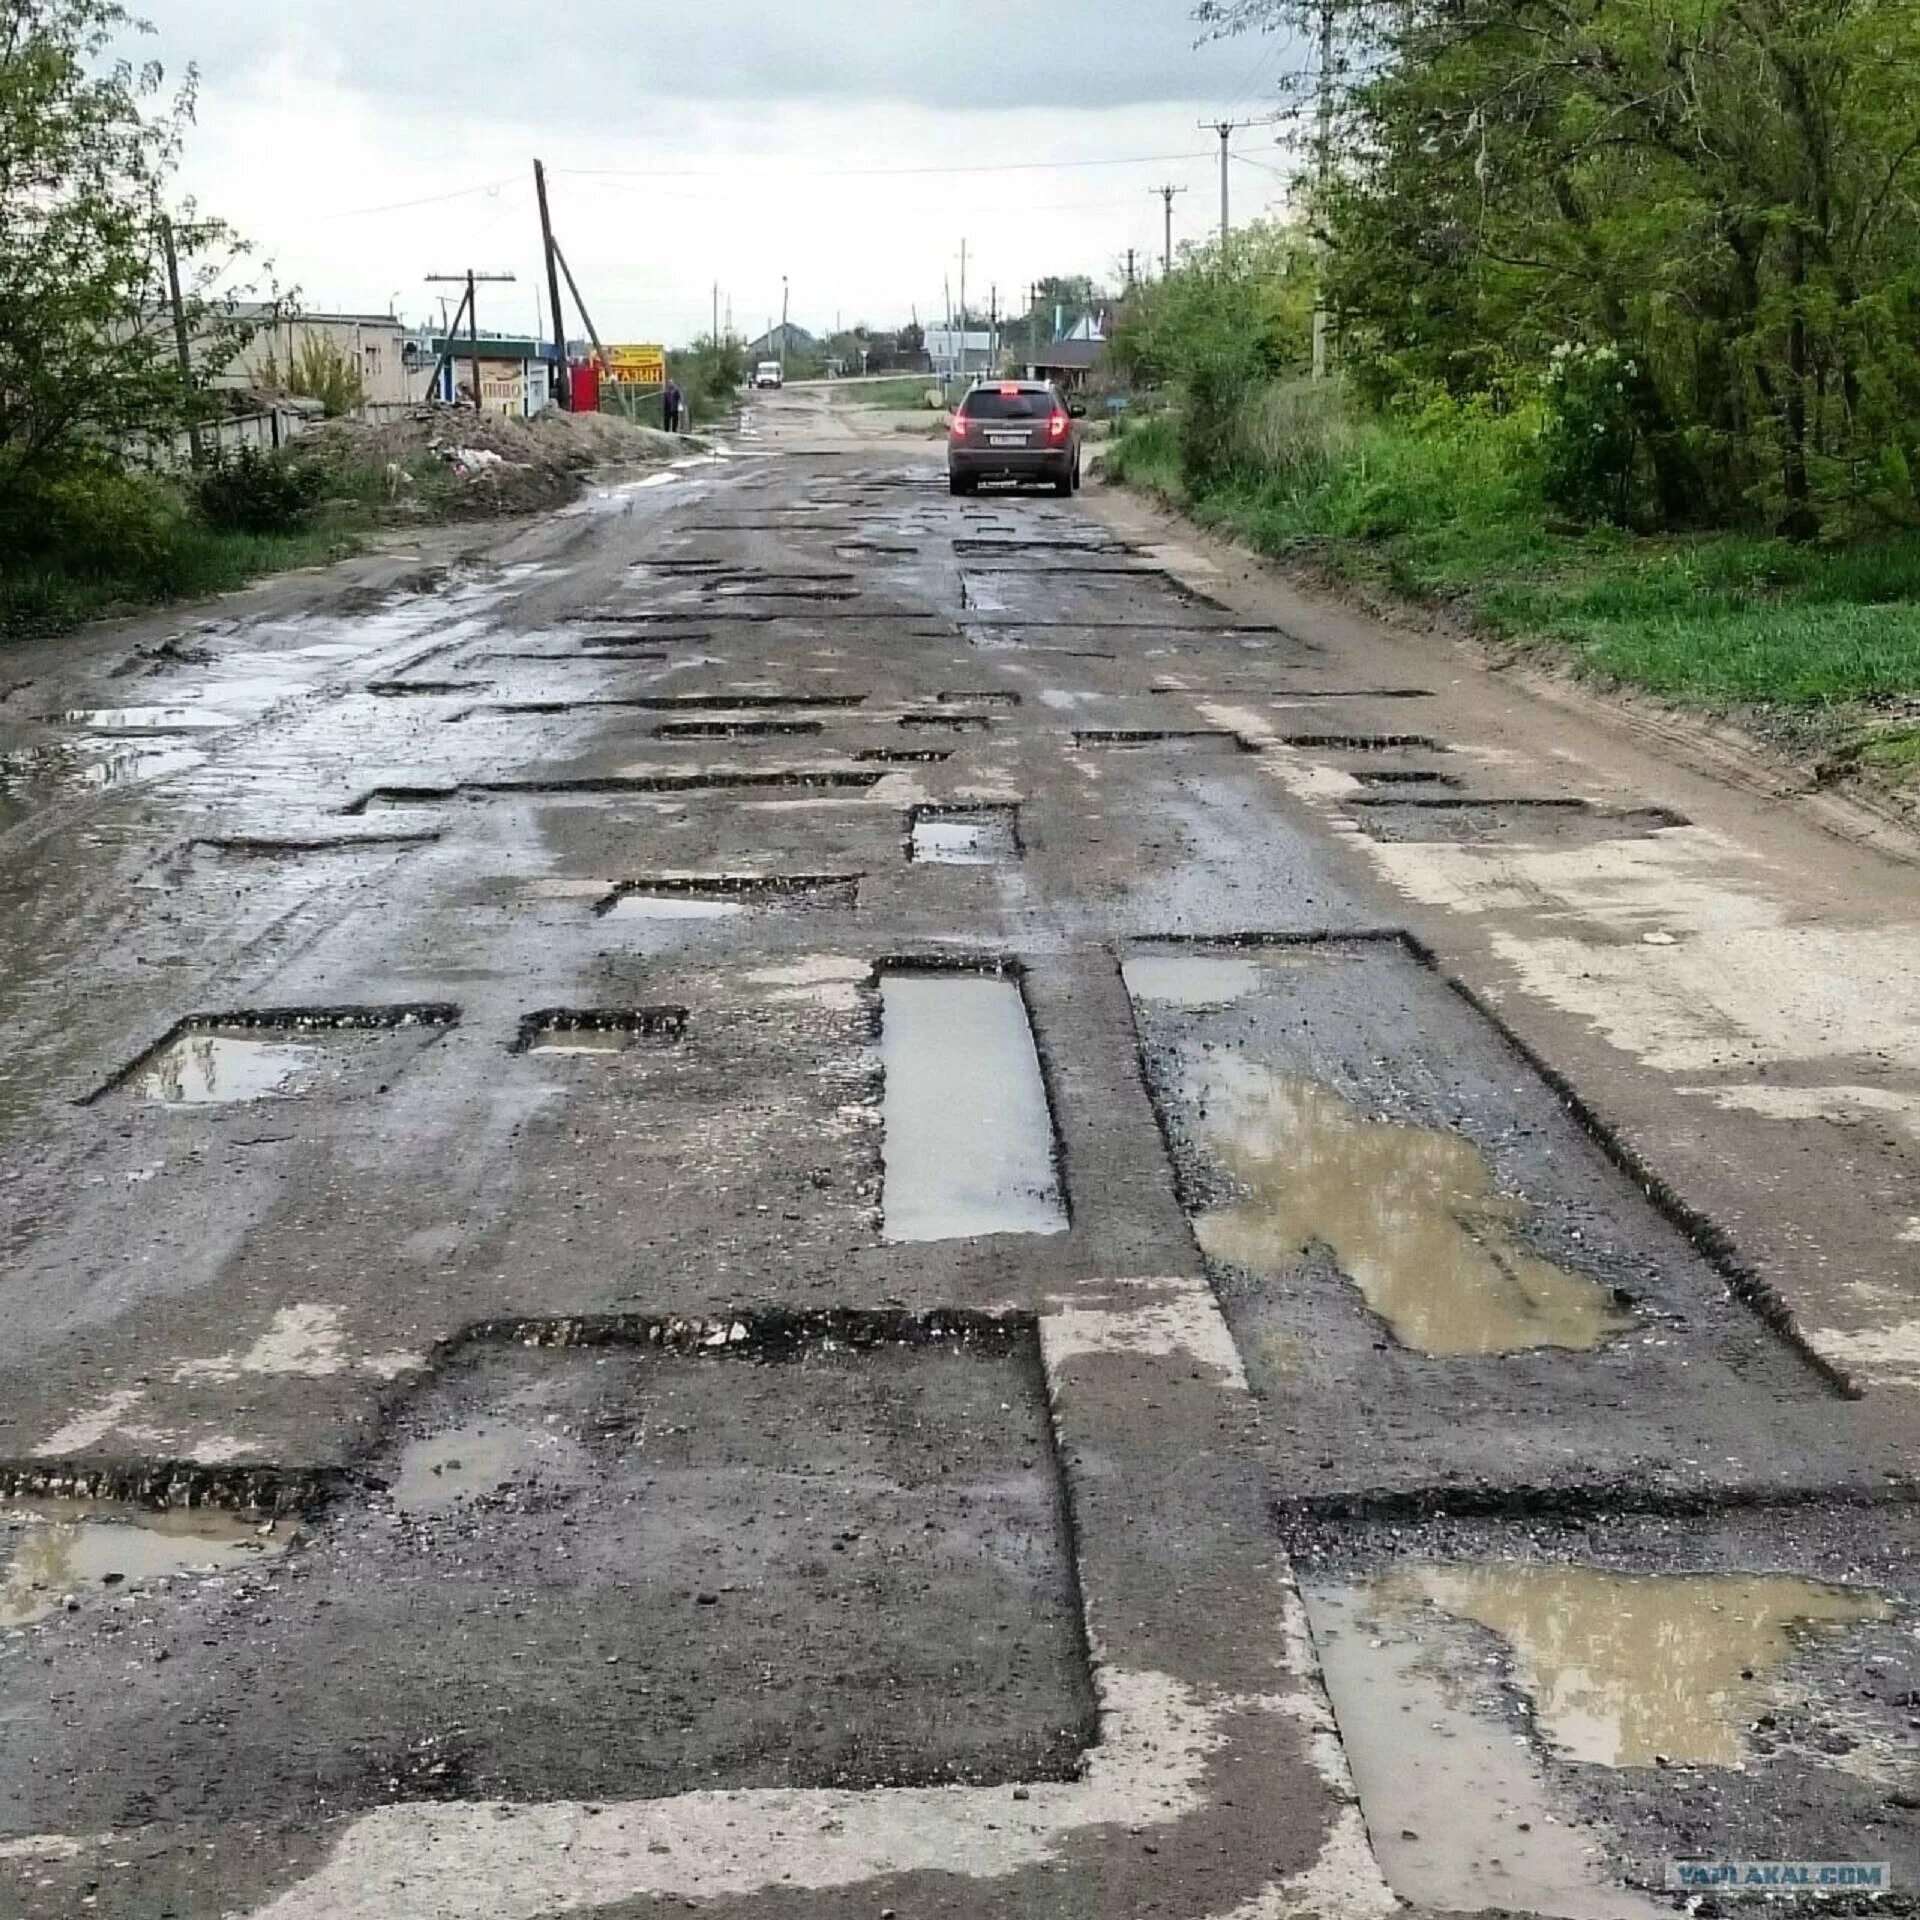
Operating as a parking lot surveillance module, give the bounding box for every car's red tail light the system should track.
[950,413,970,438]
[1047,411,1070,440]
[999,384,1021,397]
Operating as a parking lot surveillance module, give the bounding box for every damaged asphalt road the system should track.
[0,387,1914,1919]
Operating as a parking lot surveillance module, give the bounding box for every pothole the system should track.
[879,966,1067,1243]
[1346,798,1690,844]
[1073,729,1252,752]
[1290,1512,1916,1915]
[1183,1062,1634,1356]
[93,1006,459,1106]
[653,719,827,739]
[128,1030,321,1105]
[1353,768,1465,789]
[936,690,1021,707]
[343,771,886,813]
[1,1500,290,1626]
[1,1323,1097,1821]
[1127,937,1859,1504]
[1281,732,1445,752]
[1122,953,1264,1009]
[597,874,859,920]
[900,711,992,732]
[908,804,1021,865]
[514,1008,689,1053]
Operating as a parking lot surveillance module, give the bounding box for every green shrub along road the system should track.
[1109,395,1920,702]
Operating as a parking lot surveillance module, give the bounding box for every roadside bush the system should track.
[1537,343,1668,527]
[194,448,326,535]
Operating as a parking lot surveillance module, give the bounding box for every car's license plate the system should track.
[988,434,1026,447]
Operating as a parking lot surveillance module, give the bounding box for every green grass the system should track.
[1107,406,1920,710]
[0,522,356,640]
[835,377,938,410]
[0,463,373,645]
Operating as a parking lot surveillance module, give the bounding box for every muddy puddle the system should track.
[1,1501,288,1626]
[523,1025,639,1053]
[133,1030,321,1105]
[880,972,1067,1242]
[1122,953,1264,1009]
[63,706,240,735]
[1397,1564,1888,1767]
[1180,1057,1632,1354]
[391,1420,590,1516]
[604,893,747,922]
[909,807,1020,865]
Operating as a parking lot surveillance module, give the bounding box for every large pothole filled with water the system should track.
[1125,937,1880,1506]
[1289,1509,1918,1915]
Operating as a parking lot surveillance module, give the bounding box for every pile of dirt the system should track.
[293,406,695,518]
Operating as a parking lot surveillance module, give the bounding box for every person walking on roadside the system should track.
[663,379,685,434]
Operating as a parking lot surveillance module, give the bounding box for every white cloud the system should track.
[140,0,1304,341]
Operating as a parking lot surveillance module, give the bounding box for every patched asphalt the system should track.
[0,397,1912,1918]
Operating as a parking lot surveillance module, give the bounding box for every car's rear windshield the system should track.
[960,388,1055,420]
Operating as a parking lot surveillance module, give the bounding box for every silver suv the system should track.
[948,381,1084,496]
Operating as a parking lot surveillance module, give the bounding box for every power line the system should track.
[306,176,524,223]
[553,149,1210,184]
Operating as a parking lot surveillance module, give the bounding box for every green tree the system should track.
[0,0,251,506]
[1202,0,1920,533]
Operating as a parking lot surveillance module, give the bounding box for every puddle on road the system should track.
[1,1502,288,1625]
[391,1421,589,1516]
[524,1026,637,1053]
[1183,1059,1633,1354]
[909,807,1020,865]
[64,707,240,735]
[134,1031,320,1105]
[1122,954,1264,1009]
[1308,1581,1666,1920]
[604,893,747,922]
[1382,1564,1892,1769]
[880,972,1068,1243]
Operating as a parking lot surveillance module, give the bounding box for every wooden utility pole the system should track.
[549,241,607,367]
[425,270,516,409]
[533,160,571,407]
[159,215,204,468]
[1152,185,1187,279]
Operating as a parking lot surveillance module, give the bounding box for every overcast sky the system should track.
[139,0,1300,345]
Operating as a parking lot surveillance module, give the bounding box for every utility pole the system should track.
[158,215,203,468]
[958,238,968,355]
[989,283,998,372]
[713,282,720,348]
[1312,0,1336,380]
[1210,122,1234,250]
[533,159,570,408]
[780,275,790,376]
[1126,248,1136,294]
[1152,185,1187,279]
[549,242,606,368]
[1031,282,1041,376]
[425,270,515,409]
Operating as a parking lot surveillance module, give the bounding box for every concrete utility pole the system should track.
[1312,0,1336,380]
[1152,184,1187,279]
[533,160,570,408]
[1126,248,1137,294]
[1030,282,1041,376]
[713,282,720,348]
[425,269,516,409]
[1198,121,1281,255]
[780,275,790,375]
[158,215,203,468]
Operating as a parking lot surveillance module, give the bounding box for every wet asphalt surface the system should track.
[0,404,1913,1918]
